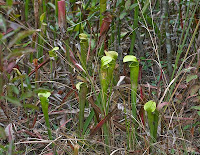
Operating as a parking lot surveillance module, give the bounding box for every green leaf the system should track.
[120,11,127,20]
[191,106,200,111]
[144,100,156,112]
[25,75,32,90]
[0,14,6,33]
[183,125,190,130]
[6,0,13,6]
[5,48,35,60]
[189,85,200,96]
[101,56,113,67]
[8,30,35,48]
[53,124,58,130]
[129,3,139,10]
[186,75,197,83]
[23,104,39,110]
[10,85,19,95]
[125,0,131,10]
[11,75,26,82]
[142,0,150,14]
[2,28,20,41]
[73,24,83,32]
[120,32,128,38]
[47,2,55,10]
[22,41,32,47]
[40,12,46,23]
[170,149,175,154]
[83,110,94,134]
[0,33,3,40]
[3,96,22,107]
[123,55,138,63]
[116,0,122,7]
[20,92,33,100]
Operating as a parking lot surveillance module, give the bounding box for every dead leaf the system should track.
[5,123,15,141]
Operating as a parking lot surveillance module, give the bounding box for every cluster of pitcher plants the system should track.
[0,0,199,154]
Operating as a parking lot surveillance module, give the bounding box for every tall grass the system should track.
[130,1,139,54]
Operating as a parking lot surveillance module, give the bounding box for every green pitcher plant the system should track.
[76,82,88,136]
[99,50,118,154]
[79,33,88,69]
[48,47,59,80]
[100,50,118,114]
[123,55,139,130]
[38,90,53,141]
[38,90,58,154]
[144,100,159,143]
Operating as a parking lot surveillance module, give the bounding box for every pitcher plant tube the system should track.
[144,100,159,143]
[48,47,59,80]
[79,33,88,69]
[38,90,53,140]
[38,90,58,154]
[123,55,139,132]
[76,82,88,136]
[100,51,118,114]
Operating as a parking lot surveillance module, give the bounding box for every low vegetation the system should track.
[0,0,199,154]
